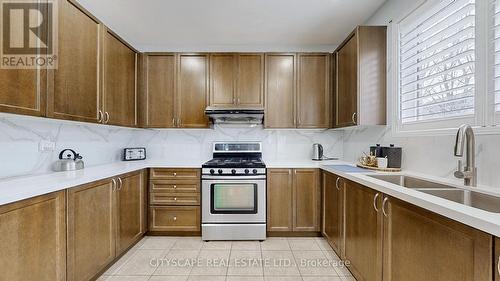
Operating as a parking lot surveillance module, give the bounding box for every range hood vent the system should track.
[205,107,264,125]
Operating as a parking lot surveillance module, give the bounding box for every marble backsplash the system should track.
[342,126,500,188]
[0,114,343,179]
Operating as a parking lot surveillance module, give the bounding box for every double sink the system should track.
[368,175,500,213]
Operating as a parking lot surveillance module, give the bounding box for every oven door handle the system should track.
[202,175,266,180]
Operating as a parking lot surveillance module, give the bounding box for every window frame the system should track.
[391,0,496,136]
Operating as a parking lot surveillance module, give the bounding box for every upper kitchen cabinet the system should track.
[265,53,296,128]
[177,54,210,128]
[0,68,46,116]
[48,0,102,123]
[334,26,387,128]
[297,53,330,128]
[210,53,236,107]
[209,53,264,107]
[103,29,138,127]
[138,54,176,128]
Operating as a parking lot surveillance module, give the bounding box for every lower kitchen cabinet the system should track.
[344,180,383,281]
[383,196,492,281]
[267,168,320,233]
[0,191,66,281]
[322,171,344,256]
[148,168,201,233]
[67,179,116,281]
[67,170,146,281]
[116,171,146,255]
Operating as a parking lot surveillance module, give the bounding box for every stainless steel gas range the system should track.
[201,142,266,241]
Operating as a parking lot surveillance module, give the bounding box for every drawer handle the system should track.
[174,197,177,201]
[173,185,177,189]
[373,193,380,212]
[335,177,341,190]
[173,216,177,221]
[382,197,389,217]
[173,172,177,177]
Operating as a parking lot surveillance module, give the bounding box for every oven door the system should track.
[202,177,266,223]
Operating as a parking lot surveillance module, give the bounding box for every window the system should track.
[393,0,500,134]
[399,0,475,125]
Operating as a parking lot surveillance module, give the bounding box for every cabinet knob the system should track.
[174,197,177,201]
[173,216,177,221]
[173,185,177,189]
[173,172,177,176]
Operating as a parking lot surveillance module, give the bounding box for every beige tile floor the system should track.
[99,236,356,281]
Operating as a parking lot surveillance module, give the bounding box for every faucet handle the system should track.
[454,160,465,179]
[457,160,463,172]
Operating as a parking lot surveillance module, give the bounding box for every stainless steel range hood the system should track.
[205,106,264,125]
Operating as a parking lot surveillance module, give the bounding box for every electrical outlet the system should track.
[39,140,56,152]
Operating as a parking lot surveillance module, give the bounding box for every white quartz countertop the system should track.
[2,159,500,237]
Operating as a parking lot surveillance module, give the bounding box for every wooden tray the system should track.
[356,163,401,172]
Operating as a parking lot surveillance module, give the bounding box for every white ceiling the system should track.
[76,0,387,52]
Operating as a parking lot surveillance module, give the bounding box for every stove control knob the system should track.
[244,169,249,174]
[209,169,215,174]
[218,169,223,174]
[253,169,258,174]
[231,169,237,174]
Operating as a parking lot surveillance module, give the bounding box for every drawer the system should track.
[150,168,200,180]
[149,206,200,232]
[150,181,200,193]
[150,193,200,206]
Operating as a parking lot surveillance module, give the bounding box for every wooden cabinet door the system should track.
[49,0,101,123]
[103,29,137,127]
[139,54,176,128]
[265,54,296,128]
[344,180,382,281]
[210,54,236,107]
[67,179,116,281]
[335,34,358,128]
[297,53,330,128]
[496,237,500,281]
[0,192,66,281]
[116,171,145,255]
[383,196,492,281]
[322,171,343,255]
[237,54,264,107]
[177,54,209,128]
[293,169,320,232]
[267,169,293,232]
[0,69,45,116]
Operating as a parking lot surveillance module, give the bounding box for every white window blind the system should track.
[399,0,476,125]
[492,0,500,112]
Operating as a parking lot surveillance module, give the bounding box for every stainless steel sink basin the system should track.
[419,189,500,213]
[367,175,456,189]
[367,174,500,213]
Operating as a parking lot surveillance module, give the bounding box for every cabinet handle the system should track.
[382,197,389,217]
[335,177,341,190]
[117,177,123,190]
[352,112,357,124]
[173,172,177,177]
[173,185,177,189]
[237,98,240,104]
[497,255,500,276]
[173,216,177,221]
[177,118,181,127]
[174,197,177,201]
[172,118,176,126]
[111,178,117,191]
[373,193,380,212]
[104,112,110,124]
[98,110,103,123]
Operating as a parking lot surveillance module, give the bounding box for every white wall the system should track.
[344,0,500,188]
[0,113,343,179]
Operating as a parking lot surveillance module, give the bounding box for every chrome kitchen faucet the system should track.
[454,124,477,187]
